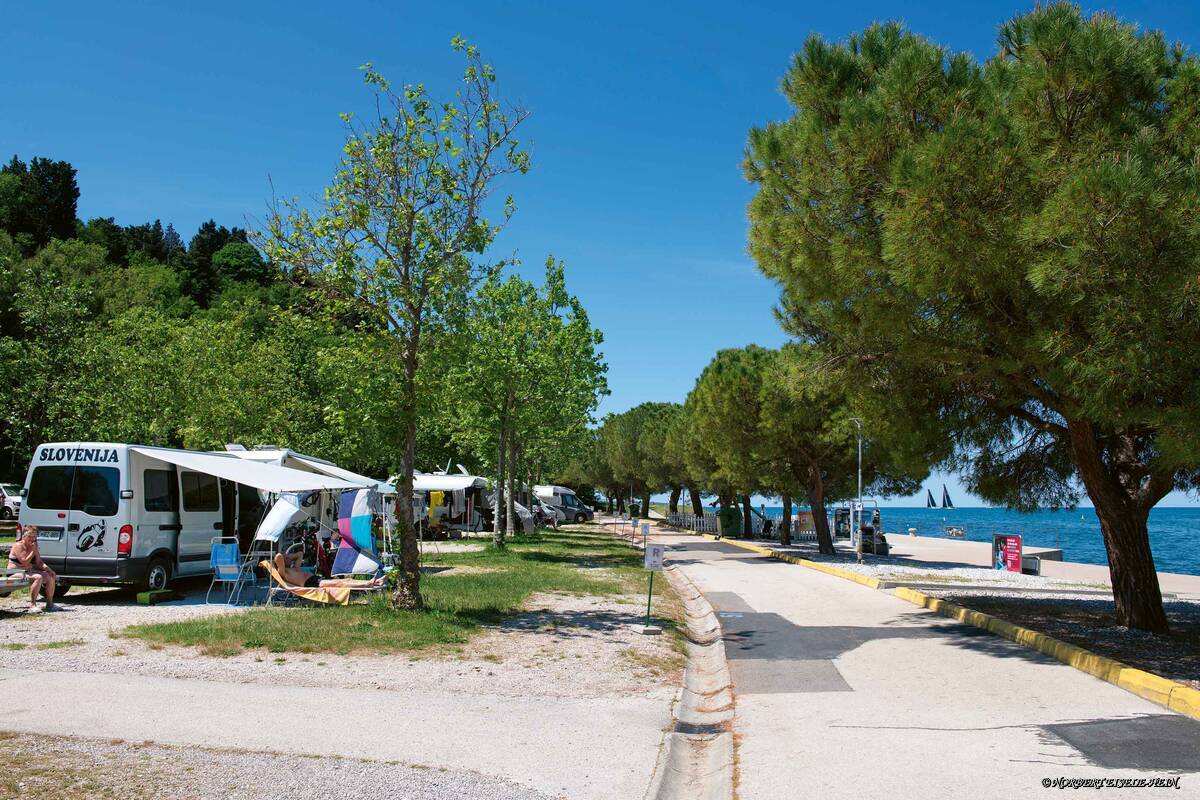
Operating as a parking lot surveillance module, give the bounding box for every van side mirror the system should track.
[19,488,26,497]
[120,489,134,499]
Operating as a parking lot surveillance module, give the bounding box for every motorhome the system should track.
[534,485,593,523]
[18,442,360,593]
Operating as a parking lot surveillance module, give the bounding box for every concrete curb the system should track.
[649,564,735,800]
[893,586,1200,722]
[682,528,1200,723]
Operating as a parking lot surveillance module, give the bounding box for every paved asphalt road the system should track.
[654,530,1200,800]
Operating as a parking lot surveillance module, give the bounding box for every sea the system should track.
[758,505,1200,576]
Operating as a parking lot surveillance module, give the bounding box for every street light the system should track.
[849,417,863,564]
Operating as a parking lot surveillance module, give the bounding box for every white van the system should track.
[18,442,358,593]
[534,485,593,523]
[0,482,21,519]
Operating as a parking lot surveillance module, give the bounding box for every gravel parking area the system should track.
[0,731,558,800]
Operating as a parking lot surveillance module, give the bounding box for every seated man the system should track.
[273,544,383,589]
[8,525,58,611]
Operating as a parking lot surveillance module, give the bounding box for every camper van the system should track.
[18,442,358,593]
[534,485,593,523]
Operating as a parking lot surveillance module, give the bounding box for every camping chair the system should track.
[260,558,354,606]
[206,537,252,605]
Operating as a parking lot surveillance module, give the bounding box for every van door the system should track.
[65,463,123,579]
[21,463,75,572]
[177,470,221,575]
[139,463,180,569]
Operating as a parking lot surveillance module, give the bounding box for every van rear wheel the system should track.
[574,512,586,523]
[0,507,11,520]
[142,558,171,592]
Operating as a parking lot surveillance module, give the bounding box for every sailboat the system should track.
[925,489,937,508]
[941,485,955,510]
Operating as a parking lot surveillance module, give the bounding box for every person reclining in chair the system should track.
[274,544,384,589]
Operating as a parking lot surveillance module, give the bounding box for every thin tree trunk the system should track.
[391,338,424,610]
[807,469,834,555]
[641,488,651,519]
[689,486,703,516]
[505,434,517,537]
[667,485,682,514]
[741,494,752,537]
[1067,420,1170,632]
[494,422,507,549]
[616,490,625,513]
[781,492,792,548]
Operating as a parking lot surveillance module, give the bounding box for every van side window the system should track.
[26,466,74,509]
[180,471,219,512]
[71,466,119,517]
[144,469,179,512]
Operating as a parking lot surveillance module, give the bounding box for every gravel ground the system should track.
[921,590,1200,690]
[0,730,559,800]
[0,582,682,699]
[755,542,1102,590]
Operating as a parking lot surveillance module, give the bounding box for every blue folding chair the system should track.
[206,537,248,604]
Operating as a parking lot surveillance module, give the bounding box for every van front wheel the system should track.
[142,558,171,592]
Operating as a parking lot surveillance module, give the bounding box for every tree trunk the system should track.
[668,485,682,514]
[641,488,651,519]
[808,469,834,555]
[505,435,517,538]
[689,486,703,516]
[606,494,614,513]
[741,494,752,537]
[616,490,625,513]
[494,423,507,549]
[781,492,792,547]
[1067,420,1170,633]
[390,338,424,610]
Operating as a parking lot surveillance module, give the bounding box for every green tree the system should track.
[745,4,1200,631]
[213,241,272,286]
[264,39,529,608]
[0,156,79,253]
[184,220,246,306]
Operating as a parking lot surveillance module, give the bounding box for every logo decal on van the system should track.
[77,521,106,552]
[38,447,119,463]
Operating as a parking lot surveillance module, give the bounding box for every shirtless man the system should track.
[8,525,57,611]
[273,545,383,589]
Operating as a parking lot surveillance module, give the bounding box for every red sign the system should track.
[992,534,1022,573]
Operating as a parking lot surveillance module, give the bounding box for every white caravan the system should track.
[18,442,359,592]
[534,485,593,523]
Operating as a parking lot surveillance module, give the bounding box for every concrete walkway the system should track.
[652,529,1200,800]
[0,667,667,800]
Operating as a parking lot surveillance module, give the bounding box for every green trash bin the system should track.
[629,502,642,518]
[717,507,742,538]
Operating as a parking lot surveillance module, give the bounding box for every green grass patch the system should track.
[33,639,84,650]
[123,529,666,657]
[1,643,27,651]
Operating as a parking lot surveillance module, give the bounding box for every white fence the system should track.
[665,511,818,542]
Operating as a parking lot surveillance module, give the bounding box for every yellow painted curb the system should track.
[695,532,883,589]
[894,586,1200,723]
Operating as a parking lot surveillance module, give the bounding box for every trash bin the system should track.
[717,507,742,538]
[629,503,641,518]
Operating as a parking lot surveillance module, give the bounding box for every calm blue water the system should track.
[759,506,1200,576]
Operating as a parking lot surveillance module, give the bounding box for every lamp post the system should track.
[849,417,863,564]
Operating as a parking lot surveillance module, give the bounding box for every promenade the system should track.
[650,526,1200,799]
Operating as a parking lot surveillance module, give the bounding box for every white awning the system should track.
[292,455,396,494]
[130,446,360,493]
[412,474,488,493]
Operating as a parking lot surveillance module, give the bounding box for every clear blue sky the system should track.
[4,1,1198,506]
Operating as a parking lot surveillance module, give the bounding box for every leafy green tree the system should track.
[264,39,529,608]
[184,220,246,306]
[745,4,1200,631]
[0,156,79,253]
[213,241,271,285]
[79,217,129,265]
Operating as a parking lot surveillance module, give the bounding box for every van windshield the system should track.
[1,483,21,495]
[26,465,120,517]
